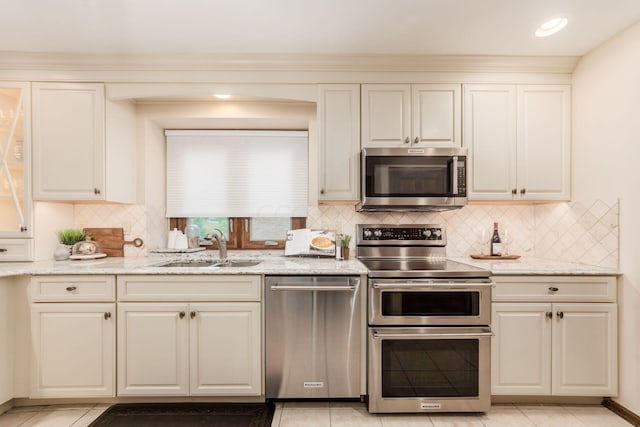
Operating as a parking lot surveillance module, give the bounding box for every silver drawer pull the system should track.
[66,286,77,292]
[0,248,7,252]
[549,286,559,292]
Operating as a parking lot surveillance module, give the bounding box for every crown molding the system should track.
[0,52,579,74]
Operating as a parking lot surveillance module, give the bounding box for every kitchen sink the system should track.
[157,259,261,268]
[158,260,218,268]
[219,260,261,267]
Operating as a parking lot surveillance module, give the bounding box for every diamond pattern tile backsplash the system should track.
[73,198,619,269]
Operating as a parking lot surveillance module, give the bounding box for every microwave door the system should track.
[373,164,448,197]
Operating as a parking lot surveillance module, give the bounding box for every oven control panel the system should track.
[357,224,446,245]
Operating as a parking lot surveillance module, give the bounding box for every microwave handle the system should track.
[452,156,458,195]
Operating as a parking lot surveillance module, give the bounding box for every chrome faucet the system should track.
[204,229,227,259]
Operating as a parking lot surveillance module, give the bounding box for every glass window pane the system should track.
[189,217,229,239]
[250,217,292,241]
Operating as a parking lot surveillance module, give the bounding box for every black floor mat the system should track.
[89,402,275,427]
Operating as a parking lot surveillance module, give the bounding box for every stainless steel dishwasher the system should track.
[265,275,361,399]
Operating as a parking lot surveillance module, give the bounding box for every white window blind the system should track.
[166,130,308,217]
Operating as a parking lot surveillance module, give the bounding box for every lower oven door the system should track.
[368,326,492,413]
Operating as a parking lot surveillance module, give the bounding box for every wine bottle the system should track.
[491,222,502,256]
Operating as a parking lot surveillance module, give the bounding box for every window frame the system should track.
[169,217,306,250]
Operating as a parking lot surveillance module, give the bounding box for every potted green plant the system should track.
[54,229,87,260]
[342,234,352,260]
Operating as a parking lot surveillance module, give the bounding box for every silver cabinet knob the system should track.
[404,137,410,144]
[104,312,112,320]
[414,136,419,144]
[179,311,186,319]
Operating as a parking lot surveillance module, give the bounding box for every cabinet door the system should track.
[552,303,617,396]
[517,85,571,201]
[411,84,461,147]
[32,82,105,201]
[0,82,32,240]
[464,85,517,200]
[117,303,189,396]
[30,303,115,398]
[491,303,551,395]
[189,302,261,396]
[317,84,360,201]
[361,84,411,147]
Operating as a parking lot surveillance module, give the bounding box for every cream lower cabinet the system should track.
[29,276,116,398]
[116,275,261,397]
[491,276,617,396]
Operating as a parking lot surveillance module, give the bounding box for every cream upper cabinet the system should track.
[464,84,570,201]
[317,84,360,201]
[362,84,461,148]
[32,82,136,203]
[0,82,33,261]
[491,276,617,397]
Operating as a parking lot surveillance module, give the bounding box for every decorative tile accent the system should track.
[534,199,619,269]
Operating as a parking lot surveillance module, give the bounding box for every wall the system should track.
[572,21,640,414]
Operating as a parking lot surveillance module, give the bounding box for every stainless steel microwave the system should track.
[356,147,467,212]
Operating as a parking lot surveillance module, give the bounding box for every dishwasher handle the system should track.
[269,277,359,292]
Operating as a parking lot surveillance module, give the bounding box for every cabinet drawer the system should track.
[30,275,115,302]
[117,275,261,301]
[0,239,34,262]
[493,276,616,303]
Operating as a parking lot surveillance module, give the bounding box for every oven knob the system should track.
[363,230,372,238]
[434,229,442,238]
[423,229,432,238]
[373,230,382,238]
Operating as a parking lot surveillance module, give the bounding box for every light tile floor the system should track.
[0,402,633,426]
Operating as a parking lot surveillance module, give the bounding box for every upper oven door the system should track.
[362,148,467,202]
[369,279,492,326]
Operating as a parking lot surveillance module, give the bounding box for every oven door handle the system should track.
[372,331,494,339]
[371,282,487,289]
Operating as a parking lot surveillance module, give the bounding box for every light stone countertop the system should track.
[451,256,620,276]
[0,250,619,278]
[0,250,368,278]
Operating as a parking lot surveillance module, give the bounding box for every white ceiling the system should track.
[1,0,640,57]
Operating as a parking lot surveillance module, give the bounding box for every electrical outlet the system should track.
[123,222,131,234]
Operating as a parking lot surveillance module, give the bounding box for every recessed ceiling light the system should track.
[535,17,568,37]
[213,94,232,99]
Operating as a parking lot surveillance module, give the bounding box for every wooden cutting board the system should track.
[83,227,125,257]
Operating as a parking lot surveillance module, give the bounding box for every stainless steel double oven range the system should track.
[357,224,492,413]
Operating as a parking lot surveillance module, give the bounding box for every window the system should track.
[165,130,308,218]
[166,130,308,250]
[169,217,306,250]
